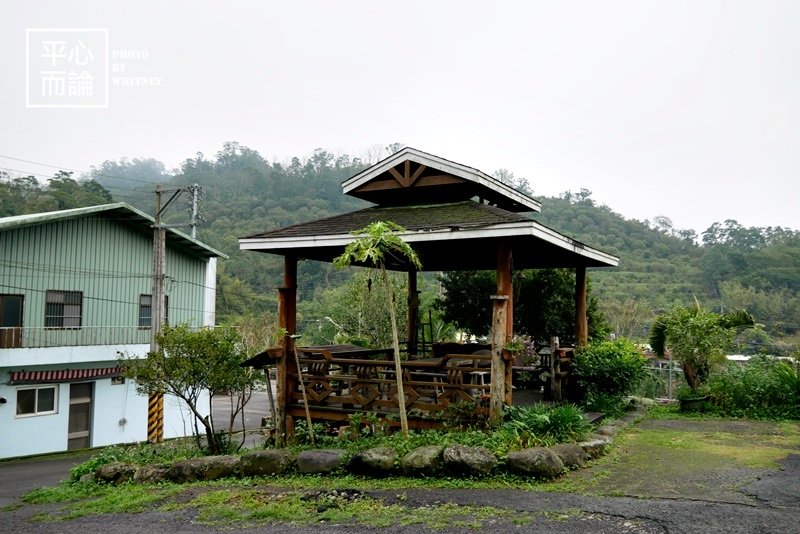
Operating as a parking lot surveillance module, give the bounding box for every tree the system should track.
[649,305,754,391]
[602,298,652,341]
[437,269,608,344]
[119,324,253,454]
[334,221,422,438]
[493,168,532,195]
[301,270,408,347]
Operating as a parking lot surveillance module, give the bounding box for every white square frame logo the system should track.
[26,28,109,108]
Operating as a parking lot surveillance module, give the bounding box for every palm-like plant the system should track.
[334,221,422,437]
[649,304,754,391]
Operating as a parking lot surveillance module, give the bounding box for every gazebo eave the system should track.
[239,221,619,271]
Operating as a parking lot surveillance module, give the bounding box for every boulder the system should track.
[506,447,565,479]
[241,449,294,477]
[95,462,136,485]
[577,437,609,459]
[349,447,397,475]
[167,455,240,483]
[133,464,171,484]
[549,443,588,469]
[442,444,497,476]
[297,449,347,474]
[594,425,619,437]
[79,473,96,484]
[590,432,613,443]
[401,445,444,476]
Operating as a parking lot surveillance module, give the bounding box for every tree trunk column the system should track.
[406,269,419,356]
[575,265,588,347]
[490,242,513,425]
[276,255,298,445]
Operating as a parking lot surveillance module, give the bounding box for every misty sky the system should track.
[2,1,798,234]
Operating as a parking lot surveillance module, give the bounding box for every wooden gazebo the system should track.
[239,148,618,435]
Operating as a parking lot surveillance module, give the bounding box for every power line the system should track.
[0,154,167,187]
[0,282,210,316]
[0,165,152,197]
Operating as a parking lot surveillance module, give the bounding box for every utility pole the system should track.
[149,185,166,443]
[187,183,201,239]
[148,184,194,443]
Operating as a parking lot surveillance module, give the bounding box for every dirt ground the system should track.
[3,415,799,533]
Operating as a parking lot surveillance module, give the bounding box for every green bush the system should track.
[573,339,648,415]
[707,357,800,419]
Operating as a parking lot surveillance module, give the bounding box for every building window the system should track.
[45,290,82,329]
[139,294,168,328]
[16,386,58,416]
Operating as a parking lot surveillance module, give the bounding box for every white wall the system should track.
[0,372,212,459]
[90,378,148,447]
[0,381,69,458]
[0,344,149,368]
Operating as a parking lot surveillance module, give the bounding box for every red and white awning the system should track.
[9,367,120,384]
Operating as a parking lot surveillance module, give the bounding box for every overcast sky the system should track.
[2,1,798,234]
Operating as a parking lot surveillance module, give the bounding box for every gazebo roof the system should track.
[240,200,618,271]
[239,149,618,271]
[342,147,541,213]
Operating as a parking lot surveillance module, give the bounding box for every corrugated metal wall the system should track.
[0,215,208,345]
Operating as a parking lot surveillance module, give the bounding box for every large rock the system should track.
[241,449,295,477]
[133,464,171,484]
[577,437,609,459]
[442,444,497,476]
[297,449,347,474]
[595,425,619,437]
[401,445,444,476]
[349,447,397,475]
[95,462,136,485]
[549,443,588,469]
[506,447,565,479]
[167,455,240,483]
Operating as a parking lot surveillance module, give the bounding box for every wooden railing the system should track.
[285,347,493,427]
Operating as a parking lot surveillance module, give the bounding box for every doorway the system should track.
[68,382,93,450]
[0,294,23,348]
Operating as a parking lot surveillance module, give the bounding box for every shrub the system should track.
[70,440,201,481]
[707,357,800,419]
[573,339,648,405]
[499,404,590,447]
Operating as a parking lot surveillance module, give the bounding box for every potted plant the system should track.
[675,384,710,412]
[649,304,753,411]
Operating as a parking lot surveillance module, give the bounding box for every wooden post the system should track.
[406,269,419,356]
[275,255,297,446]
[575,265,588,348]
[496,242,514,405]
[550,336,561,401]
[489,295,508,426]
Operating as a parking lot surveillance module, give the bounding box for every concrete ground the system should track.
[211,388,275,449]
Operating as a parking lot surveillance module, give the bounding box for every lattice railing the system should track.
[285,348,492,424]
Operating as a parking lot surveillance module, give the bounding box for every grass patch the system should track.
[175,488,526,529]
[546,413,800,500]
[24,482,183,521]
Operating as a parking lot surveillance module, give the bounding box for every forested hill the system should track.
[1,142,798,352]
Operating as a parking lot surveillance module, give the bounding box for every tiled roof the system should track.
[245,201,530,239]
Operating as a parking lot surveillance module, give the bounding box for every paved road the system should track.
[0,452,91,508]
[211,389,274,449]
